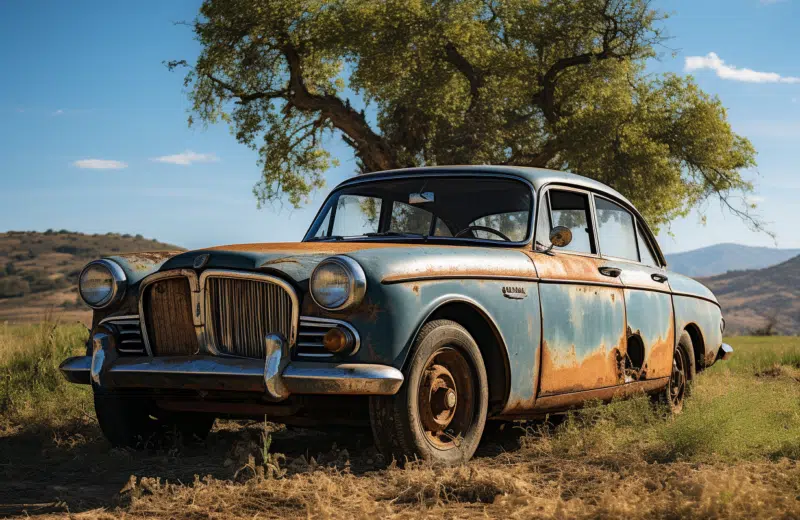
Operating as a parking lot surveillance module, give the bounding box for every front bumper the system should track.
[60,332,403,400]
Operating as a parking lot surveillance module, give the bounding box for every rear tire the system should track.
[94,388,214,448]
[658,331,696,413]
[369,320,488,465]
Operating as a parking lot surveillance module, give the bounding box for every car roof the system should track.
[336,165,635,208]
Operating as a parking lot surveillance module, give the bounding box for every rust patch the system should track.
[412,284,420,295]
[115,250,181,272]
[531,378,669,414]
[538,339,627,395]
[525,252,623,285]
[260,257,302,266]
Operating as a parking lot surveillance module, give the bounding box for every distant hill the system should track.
[666,243,800,278]
[701,255,800,336]
[0,230,183,324]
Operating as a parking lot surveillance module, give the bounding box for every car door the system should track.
[592,194,675,382]
[527,186,627,397]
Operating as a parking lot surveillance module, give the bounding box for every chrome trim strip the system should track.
[298,315,361,357]
[381,274,535,285]
[99,314,140,325]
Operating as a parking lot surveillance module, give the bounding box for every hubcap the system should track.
[417,347,475,449]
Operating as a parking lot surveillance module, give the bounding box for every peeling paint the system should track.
[538,284,626,396]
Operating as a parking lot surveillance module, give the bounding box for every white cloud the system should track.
[52,109,64,116]
[685,52,800,84]
[745,195,766,205]
[72,159,128,170]
[150,150,219,166]
[760,0,786,4]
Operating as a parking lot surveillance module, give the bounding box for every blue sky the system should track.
[0,0,798,254]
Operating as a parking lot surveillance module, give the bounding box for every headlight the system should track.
[310,256,366,311]
[79,260,127,309]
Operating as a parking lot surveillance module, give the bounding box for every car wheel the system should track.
[369,319,488,465]
[94,388,214,448]
[660,331,696,413]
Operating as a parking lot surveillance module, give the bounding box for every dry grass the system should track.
[1,330,799,519]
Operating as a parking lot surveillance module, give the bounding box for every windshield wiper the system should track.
[362,231,428,239]
[307,235,344,242]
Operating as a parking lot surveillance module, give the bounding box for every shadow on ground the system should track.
[0,419,530,516]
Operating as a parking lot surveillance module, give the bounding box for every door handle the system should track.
[651,273,669,283]
[598,266,622,278]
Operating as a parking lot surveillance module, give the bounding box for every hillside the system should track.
[665,243,800,277]
[701,254,800,335]
[0,230,183,324]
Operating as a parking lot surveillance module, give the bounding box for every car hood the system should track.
[159,241,537,284]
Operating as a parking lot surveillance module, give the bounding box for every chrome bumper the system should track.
[59,332,403,400]
[717,343,734,361]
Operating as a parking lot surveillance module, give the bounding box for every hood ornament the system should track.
[193,254,210,270]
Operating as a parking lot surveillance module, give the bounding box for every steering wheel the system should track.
[454,225,512,242]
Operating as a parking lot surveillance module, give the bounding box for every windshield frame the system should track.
[302,172,536,247]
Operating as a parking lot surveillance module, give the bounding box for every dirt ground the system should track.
[2,419,799,520]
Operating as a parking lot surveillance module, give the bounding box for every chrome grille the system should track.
[144,277,198,356]
[102,316,145,355]
[205,276,295,359]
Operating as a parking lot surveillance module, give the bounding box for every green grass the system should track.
[0,321,92,431]
[537,336,800,463]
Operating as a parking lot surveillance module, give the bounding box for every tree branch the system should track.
[281,43,396,172]
[443,42,484,112]
[202,73,287,104]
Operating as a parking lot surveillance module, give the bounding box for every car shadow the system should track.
[0,418,534,516]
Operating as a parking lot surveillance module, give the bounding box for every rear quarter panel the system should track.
[669,272,723,367]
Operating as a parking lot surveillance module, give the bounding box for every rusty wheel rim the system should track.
[669,347,687,408]
[418,346,475,450]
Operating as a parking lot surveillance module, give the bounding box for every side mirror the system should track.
[549,226,573,248]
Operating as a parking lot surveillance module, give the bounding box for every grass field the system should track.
[1,324,799,519]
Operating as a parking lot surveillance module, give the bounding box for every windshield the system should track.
[305,176,533,244]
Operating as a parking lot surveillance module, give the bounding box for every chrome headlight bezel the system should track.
[309,256,367,312]
[78,259,127,309]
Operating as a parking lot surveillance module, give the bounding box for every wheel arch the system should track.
[683,322,706,373]
[408,296,511,416]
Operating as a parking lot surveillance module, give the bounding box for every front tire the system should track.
[369,320,488,465]
[94,388,214,448]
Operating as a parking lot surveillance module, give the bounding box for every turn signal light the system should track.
[322,327,355,354]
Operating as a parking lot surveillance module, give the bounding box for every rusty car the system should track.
[60,166,733,464]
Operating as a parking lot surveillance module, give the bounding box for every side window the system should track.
[547,190,595,254]
[636,222,659,267]
[595,197,638,261]
[390,201,433,235]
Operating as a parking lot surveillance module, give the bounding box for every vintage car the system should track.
[60,166,733,463]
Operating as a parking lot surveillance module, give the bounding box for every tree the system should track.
[170,0,761,233]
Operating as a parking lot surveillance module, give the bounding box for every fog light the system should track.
[323,327,355,354]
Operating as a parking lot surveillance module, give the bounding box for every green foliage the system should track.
[174,0,761,232]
